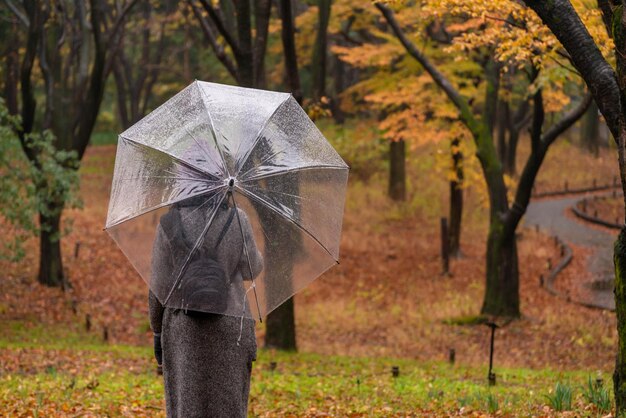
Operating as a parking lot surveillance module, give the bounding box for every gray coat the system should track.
[149,203,263,418]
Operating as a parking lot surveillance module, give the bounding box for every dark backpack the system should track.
[162,206,236,314]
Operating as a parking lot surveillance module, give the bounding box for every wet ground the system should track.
[525,194,617,310]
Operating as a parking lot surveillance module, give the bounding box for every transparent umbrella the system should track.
[104,81,349,320]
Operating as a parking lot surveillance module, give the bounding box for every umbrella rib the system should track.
[240,165,348,183]
[233,94,292,176]
[235,186,338,263]
[197,83,231,177]
[237,148,286,180]
[162,190,229,306]
[105,185,227,229]
[116,176,216,183]
[183,125,227,176]
[241,185,306,202]
[119,135,219,180]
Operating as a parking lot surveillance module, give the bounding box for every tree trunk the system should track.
[449,137,463,257]
[331,54,346,123]
[615,227,626,414]
[581,99,600,157]
[264,297,297,350]
[496,100,509,167]
[312,0,332,101]
[480,215,520,317]
[253,0,271,88]
[235,0,254,87]
[264,0,301,352]
[389,139,406,201]
[279,0,302,103]
[505,129,519,176]
[37,209,65,288]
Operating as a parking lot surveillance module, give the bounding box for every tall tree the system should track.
[261,0,305,352]
[374,2,592,317]
[113,1,173,129]
[3,0,136,287]
[190,0,300,350]
[516,0,626,411]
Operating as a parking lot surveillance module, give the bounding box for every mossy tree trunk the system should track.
[518,1,626,412]
[10,0,136,287]
[261,0,304,352]
[38,208,65,288]
[481,216,519,316]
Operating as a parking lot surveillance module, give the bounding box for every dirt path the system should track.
[524,195,617,310]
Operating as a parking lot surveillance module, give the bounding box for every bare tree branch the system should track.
[542,92,593,146]
[523,0,621,140]
[190,1,238,80]
[197,0,241,57]
[597,0,614,37]
[375,2,481,135]
[3,0,29,27]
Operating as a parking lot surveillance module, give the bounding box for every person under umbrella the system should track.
[149,192,263,417]
[104,81,349,417]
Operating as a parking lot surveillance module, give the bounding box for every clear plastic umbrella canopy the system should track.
[105,81,349,320]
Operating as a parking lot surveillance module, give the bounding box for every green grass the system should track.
[90,131,118,146]
[0,320,615,416]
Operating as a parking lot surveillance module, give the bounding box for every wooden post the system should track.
[389,140,406,201]
[487,322,497,386]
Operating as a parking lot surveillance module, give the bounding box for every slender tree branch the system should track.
[542,92,593,146]
[484,15,526,30]
[597,0,614,37]
[4,0,29,27]
[197,0,241,57]
[549,55,582,77]
[375,2,481,135]
[523,0,621,140]
[189,1,238,80]
[506,91,591,234]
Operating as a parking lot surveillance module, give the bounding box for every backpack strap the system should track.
[214,208,236,249]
